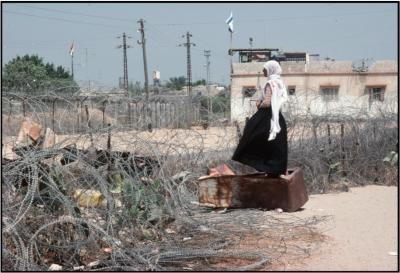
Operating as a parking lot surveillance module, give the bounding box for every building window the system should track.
[288,86,296,95]
[320,86,339,101]
[365,86,385,102]
[283,53,307,62]
[240,54,249,63]
[242,86,257,97]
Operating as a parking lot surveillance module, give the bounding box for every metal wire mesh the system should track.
[2,91,397,271]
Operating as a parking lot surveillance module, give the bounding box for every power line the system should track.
[146,23,181,46]
[17,4,135,23]
[147,22,227,57]
[233,10,393,23]
[5,7,393,29]
[7,4,393,27]
[147,22,228,60]
[3,10,127,29]
[5,38,121,48]
[149,10,393,26]
[294,24,396,50]
[5,9,227,60]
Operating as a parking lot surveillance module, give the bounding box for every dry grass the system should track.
[1,93,397,271]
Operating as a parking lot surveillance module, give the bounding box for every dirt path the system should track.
[291,185,398,271]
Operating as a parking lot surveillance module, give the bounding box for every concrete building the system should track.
[230,49,398,122]
[76,88,128,98]
[192,84,226,97]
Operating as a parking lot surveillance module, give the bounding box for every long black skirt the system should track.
[232,107,288,175]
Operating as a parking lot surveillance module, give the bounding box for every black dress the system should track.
[232,107,288,175]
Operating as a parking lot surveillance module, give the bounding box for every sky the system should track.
[2,2,398,88]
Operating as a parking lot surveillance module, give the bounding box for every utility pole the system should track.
[179,32,196,127]
[204,50,212,114]
[117,32,132,91]
[137,19,152,131]
[137,19,149,100]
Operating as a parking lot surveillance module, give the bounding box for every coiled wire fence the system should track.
[2,91,397,271]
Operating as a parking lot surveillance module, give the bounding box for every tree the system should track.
[198,90,230,122]
[211,93,230,113]
[193,79,206,86]
[128,81,143,96]
[2,54,79,95]
[165,76,186,90]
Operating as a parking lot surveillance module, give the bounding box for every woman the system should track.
[232,60,288,176]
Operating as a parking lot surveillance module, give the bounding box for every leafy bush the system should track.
[165,76,186,90]
[2,54,79,95]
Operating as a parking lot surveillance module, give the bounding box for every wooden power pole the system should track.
[179,32,196,127]
[138,19,149,100]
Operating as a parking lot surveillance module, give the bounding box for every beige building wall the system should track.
[231,60,398,122]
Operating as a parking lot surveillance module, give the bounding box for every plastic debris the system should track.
[102,247,112,253]
[165,228,176,234]
[88,260,100,268]
[73,189,104,208]
[48,264,63,271]
[199,225,210,232]
[172,171,192,182]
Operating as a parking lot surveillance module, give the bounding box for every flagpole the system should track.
[226,12,234,78]
[229,30,233,123]
[69,41,74,80]
[230,31,233,74]
[71,53,74,80]
[226,11,233,122]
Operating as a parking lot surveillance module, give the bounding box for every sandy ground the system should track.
[290,185,398,271]
[2,127,238,160]
[2,124,398,270]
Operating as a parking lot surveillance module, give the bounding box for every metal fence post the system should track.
[102,100,107,128]
[52,98,57,133]
[341,123,346,176]
[22,98,26,117]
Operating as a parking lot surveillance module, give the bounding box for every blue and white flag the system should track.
[225,12,233,33]
[69,41,75,56]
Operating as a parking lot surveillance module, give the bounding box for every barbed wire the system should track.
[1,91,397,270]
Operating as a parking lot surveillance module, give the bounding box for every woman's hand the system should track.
[256,100,261,109]
[259,85,272,108]
[260,98,271,108]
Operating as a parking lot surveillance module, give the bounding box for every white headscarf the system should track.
[263,60,288,141]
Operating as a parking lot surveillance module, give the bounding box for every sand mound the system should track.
[2,108,117,136]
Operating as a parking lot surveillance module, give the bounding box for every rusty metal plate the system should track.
[198,167,308,212]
